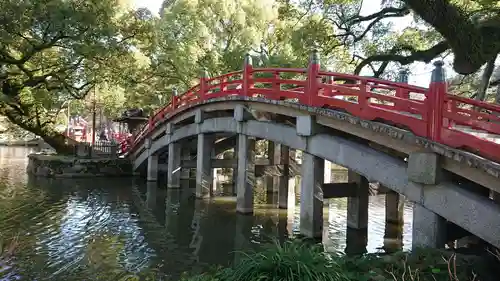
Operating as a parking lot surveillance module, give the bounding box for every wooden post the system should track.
[199,69,209,101]
[396,69,409,111]
[427,61,447,141]
[242,53,253,97]
[147,113,153,135]
[304,50,320,106]
[171,87,178,109]
[324,68,333,97]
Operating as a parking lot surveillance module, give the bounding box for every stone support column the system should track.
[324,160,332,184]
[145,138,158,182]
[234,104,256,214]
[299,152,324,238]
[384,189,404,252]
[385,190,404,225]
[236,134,256,214]
[167,142,181,188]
[146,181,157,209]
[165,123,181,188]
[275,144,290,209]
[296,115,324,238]
[232,145,238,196]
[196,133,215,198]
[412,203,446,248]
[346,170,369,229]
[266,140,276,194]
[147,155,158,181]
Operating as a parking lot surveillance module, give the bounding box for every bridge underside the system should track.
[130,99,500,250]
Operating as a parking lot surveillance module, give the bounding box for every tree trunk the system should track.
[2,108,74,154]
[476,56,497,102]
[38,128,75,155]
[495,86,500,105]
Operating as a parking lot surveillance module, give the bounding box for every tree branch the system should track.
[403,0,500,74]
[475,54,497,101]
[354,41,449,74]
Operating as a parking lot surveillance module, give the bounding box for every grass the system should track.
[180,240,498,281]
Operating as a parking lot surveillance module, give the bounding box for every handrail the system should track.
[128,53,500,163]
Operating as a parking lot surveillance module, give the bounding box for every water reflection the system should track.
[0,147,414,279]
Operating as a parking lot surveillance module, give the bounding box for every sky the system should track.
[131,0,443,87]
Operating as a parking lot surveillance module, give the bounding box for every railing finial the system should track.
[200,68,209,78]
[431,60,445,82]
[244,53,253,66]
[398,68,409,83]
[172,87,178,96]
[310,49,320,65]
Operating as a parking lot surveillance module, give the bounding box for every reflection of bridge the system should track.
[126,52,500,250]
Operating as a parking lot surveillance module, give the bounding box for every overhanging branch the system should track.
[354,41,450,74]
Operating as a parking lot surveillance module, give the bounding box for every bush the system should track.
[181,240,497,281]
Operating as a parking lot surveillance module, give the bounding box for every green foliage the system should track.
[0,0,153,150]
[179,240,490,281]
[225,240,346,281]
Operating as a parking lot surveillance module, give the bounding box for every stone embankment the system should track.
[27,153,135,178]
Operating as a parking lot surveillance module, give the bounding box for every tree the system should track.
[0,0,153,153]
[134,0,358,109]
[449,63,500,102]
[278,0,500,74]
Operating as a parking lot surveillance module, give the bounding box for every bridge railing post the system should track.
[304,50,320,106]
[147,111,154,134]
[242,53,253,97]
[427,61,447,141]
[396,69,409,111]
[171,87,178,110]
[324,68,333,97]
[199,69,209,101]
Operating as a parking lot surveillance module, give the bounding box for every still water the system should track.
[0,147,414,280]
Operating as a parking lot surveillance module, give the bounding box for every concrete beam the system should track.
[195,109,206,124]
[322,182,358,198]
[321,182,391,198]
[407,151,441,185]
[234,104,252,122]
[296,115,317,136]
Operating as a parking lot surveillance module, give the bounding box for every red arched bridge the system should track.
[129,54,500,163]
[125,51,500,250]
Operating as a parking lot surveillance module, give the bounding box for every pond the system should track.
[0,147,414,280]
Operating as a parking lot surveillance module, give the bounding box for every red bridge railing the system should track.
[130,51,500,163]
